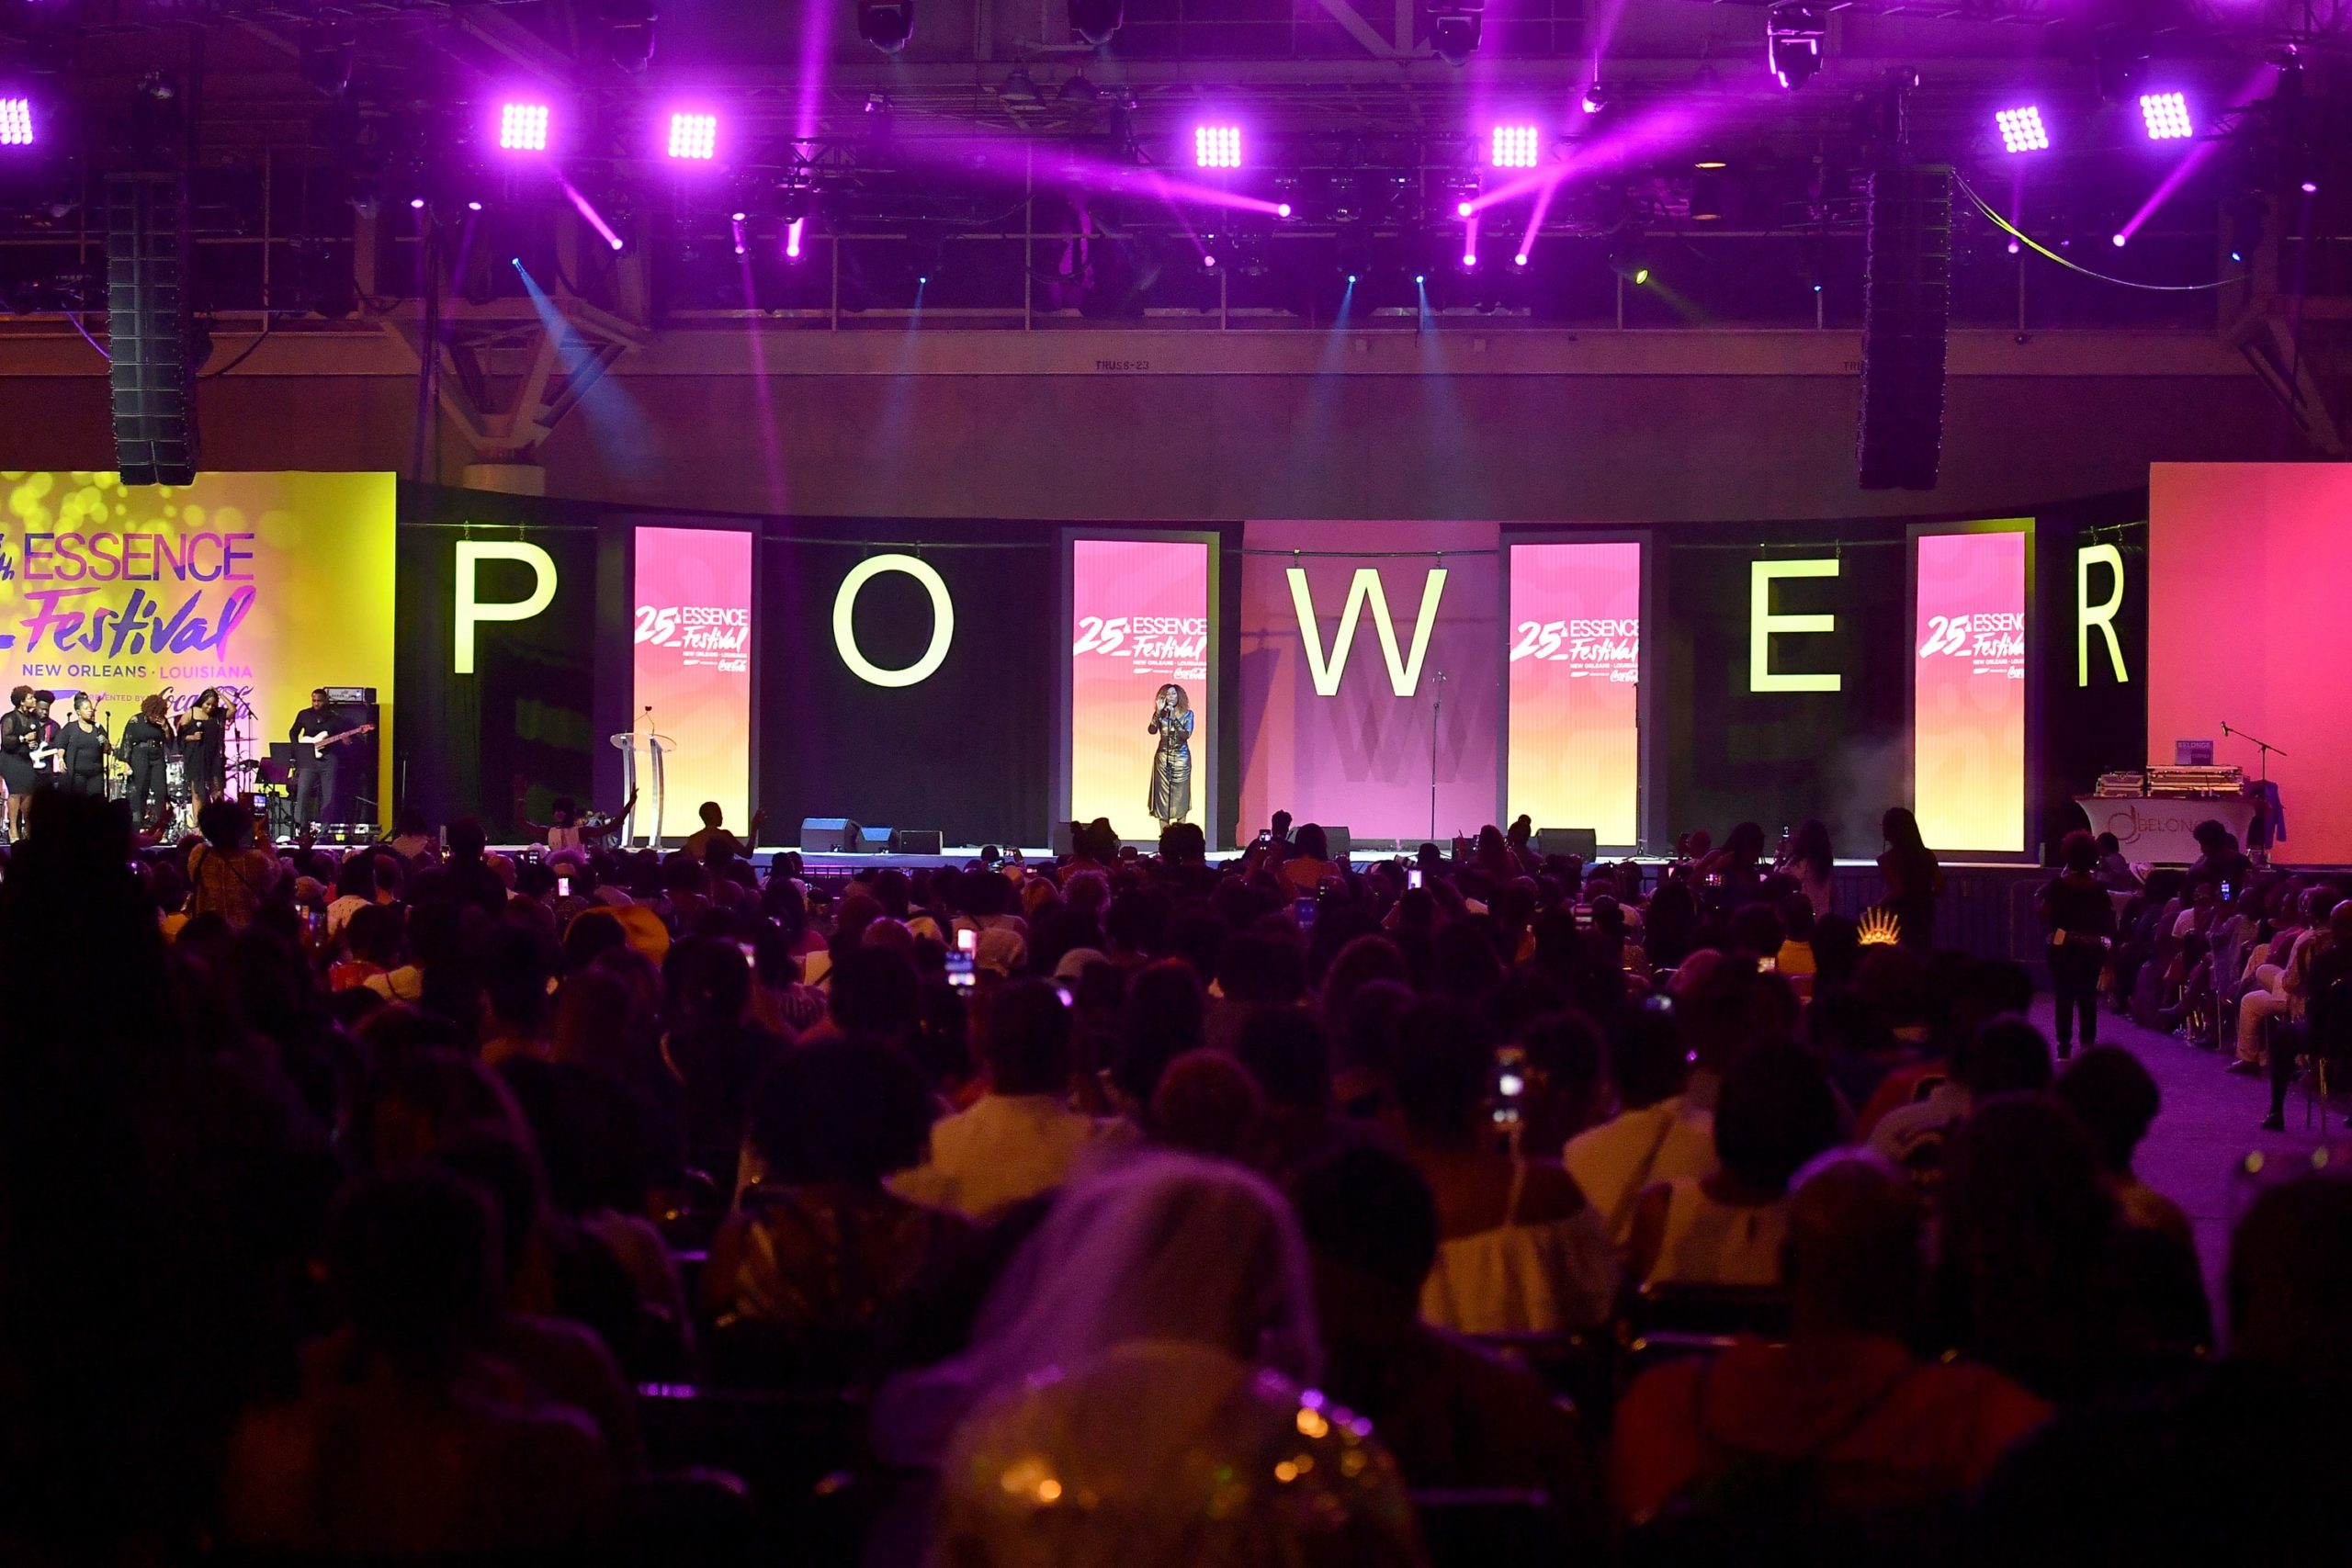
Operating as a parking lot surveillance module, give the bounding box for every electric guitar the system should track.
[298,722,376,761]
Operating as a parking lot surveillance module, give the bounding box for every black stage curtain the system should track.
[395,487,602,841]
[2036,492,2149,858]
[758,525,1057,849]
[1660,531,1910,860]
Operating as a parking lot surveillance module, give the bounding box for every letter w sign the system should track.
[1286,566,1448,697]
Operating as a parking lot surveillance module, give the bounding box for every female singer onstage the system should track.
[60,695,111,798]
[122,696,174,829]
[179,688,230,807]
[0,685,41,841]
[1147,682,1195,828]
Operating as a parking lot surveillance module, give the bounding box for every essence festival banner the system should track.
[1506,540,1642,848]
[1913,524,2029,854]
[1069,536,1212,840]
[632,525,751,839]
[1,470,395,794]
[2151,463,2352,865]
[1238,520,1499,843]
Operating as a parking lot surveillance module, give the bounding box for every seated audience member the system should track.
[220,1173,614,1558]
[1296,1145,1605,1547]
[1509,1010,1610,1162]
[1391,998,1619,1333]
[1566,1003,1719,1242]
[660,936,787,1177]
[704,1037,972,1387]
[2094,830,2140,892]
[1869,1015,2053,1183]
[1280,822,1340,893]
[2052,1046,2192,1247]
[2263,897,2352,1132]
[1613,1153,2051,1535]
[893,978,1105,1217]
[1234,1005,1362,1186]
[1938,1096,2209,1404]
[877,1154,1419,1568]
[187,798,280,929]
[1627,1041,1841,1289]
[1974,1176,2352,1563]
[1147,1048,1265,1160]
[1109,957,1206,1119]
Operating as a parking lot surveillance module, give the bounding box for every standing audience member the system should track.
[2039,831,2120,1057]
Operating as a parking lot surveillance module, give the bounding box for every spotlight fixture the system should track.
[1429,3,1482,67]
[1994,106,2049,154]
[1193,124,1242,169]
[0,96,32,147]
[1512,252,1528,267]
[785,217,806,259]
[1489,124,1541,170]
[2110,233,2127,247]
[497,101,551,152]
[1068,0,1123,47]
[601,0,658,72]
[2138,92,2192,141]
[1581,82,1606,115]
[858,0,914,55]
[666,111,718,161]
[1767,5,1826,92]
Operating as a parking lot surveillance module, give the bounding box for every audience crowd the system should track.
[1,794,2346,1565]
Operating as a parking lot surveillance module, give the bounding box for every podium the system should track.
[611,723,676,848]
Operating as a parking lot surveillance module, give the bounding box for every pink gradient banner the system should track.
[1507,541,1642,847]
[2151,463,2352,865]
[1069,537,1212,840]
[1913,526,2027,854]
[632,525,752,838]
[1238,521,1500,843]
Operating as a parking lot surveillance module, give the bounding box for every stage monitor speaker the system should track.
[799,817,861,854]
[1049,821,1075,856]
[892,829,944,855]
[1323,826,1352,860]
[106,173,200,487]
[1857,162,1951,491]
[855,825,894,853]
[1538,828,1600,861]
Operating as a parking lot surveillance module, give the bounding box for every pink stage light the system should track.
[785,217,805,259]
[1994,106,2048,154]
[1193,124,1242,169]
[2138,92,2192,141]
[498,101,551,152]
[0,97,33,148]
[1490,125,1541,170]
[1512,252,1529,267]
[667,111,719,161]
[558,174,625,251]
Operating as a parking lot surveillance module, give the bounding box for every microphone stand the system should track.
[2221,722,2287,867]
[1429,671,1447,844]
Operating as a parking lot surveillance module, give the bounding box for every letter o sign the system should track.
[833,553,955,688]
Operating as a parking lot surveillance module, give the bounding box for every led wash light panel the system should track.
[1994,106,2049,154]
[2140,93,2193,141]
[667,112,718,161]
[0,97,32,147]
[1489,125,1541,170]
[1193,125,1242,169]
[498,102,551,152]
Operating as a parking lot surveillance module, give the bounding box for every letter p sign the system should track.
[455,540,559,674]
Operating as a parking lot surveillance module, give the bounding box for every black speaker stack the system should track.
[1857,163,1952,491]
[105,172,200,487]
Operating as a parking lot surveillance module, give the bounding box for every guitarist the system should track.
[289,687,349,828]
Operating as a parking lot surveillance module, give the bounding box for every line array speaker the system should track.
[106,172,200,487]
[1857,162,1951,491]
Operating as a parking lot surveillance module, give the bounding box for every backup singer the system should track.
[1147,682,1194,828]
[60,695,110,798]
[122,695,174,829]
[179,688,230,807]
[1,686,41,840]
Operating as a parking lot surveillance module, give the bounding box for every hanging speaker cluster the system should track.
[105,171,200,487]
[1857,162,1952,491]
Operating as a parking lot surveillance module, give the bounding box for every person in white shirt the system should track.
[1868,1016,2053,1184]
[892,977,1108,1219]
[1565,1007,1719,1244]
